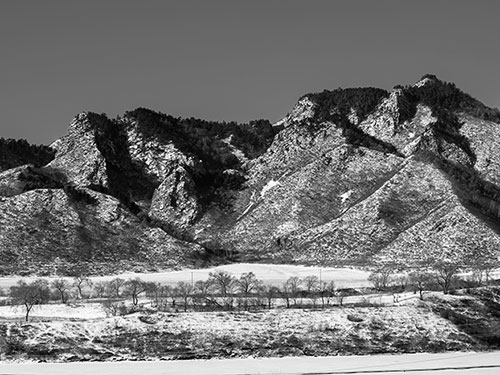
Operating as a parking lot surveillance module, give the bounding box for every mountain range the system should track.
[1,74,500,276]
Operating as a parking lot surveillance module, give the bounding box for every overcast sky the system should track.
[1,0,499,145]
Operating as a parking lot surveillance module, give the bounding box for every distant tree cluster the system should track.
[368,247,500,298]
[0,138,55,171]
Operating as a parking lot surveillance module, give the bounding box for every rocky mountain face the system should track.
[1,75,500,275]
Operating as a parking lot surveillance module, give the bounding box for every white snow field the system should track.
[0,263,372,289]
[1,351,499,375]
[0,301,107,320]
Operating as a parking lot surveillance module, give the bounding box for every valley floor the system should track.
[0,263,372,289]
[1,265,499,363]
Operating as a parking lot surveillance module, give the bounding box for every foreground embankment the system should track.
[3,293,498,362]
[1,351,500,375]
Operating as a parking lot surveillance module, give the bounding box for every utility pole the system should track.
[319,268,322,284]
[191,271,194,287]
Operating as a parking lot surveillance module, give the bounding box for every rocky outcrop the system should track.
[273,97,316,128]
[149,165,201,234]
[48,113,108,188]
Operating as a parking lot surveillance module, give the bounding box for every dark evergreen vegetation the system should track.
[90,112,156,214]
[305,87,390,121]
[0,138,55,172]
[17,166,98,205]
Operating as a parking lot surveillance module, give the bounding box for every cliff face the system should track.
[1,75,500,275]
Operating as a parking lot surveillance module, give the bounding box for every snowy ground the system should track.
[0,301,107,321]
[1,351,499,374]
[0,291,423,321]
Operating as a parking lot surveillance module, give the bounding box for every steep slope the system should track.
[286,156,500,265]
[0,188,204,275]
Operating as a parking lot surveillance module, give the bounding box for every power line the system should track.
[299,363,500,374]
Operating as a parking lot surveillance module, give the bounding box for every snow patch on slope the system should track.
[260,180,280,198]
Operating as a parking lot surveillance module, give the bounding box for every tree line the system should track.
[6,260,499,321]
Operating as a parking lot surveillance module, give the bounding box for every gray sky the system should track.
[1,0,499,145]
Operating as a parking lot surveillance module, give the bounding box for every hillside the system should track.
[1,75,500,275]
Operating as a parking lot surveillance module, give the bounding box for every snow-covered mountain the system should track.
[1,75,500,275]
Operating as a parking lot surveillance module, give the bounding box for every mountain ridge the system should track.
[1,75,500,275]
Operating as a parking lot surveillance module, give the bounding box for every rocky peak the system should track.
[273,97,317,128]
[413,73,439,88]
[48,112,109,188]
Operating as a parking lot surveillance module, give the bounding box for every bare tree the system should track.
[260,284,278,310]
[33,279,51,305]
[73,275,92,299]
[235,272,262,310]
[176,281,194,312]
[336,289,349,307]
[10,280,44,321]
[303,275,319,307]
[368,267,394,291]
[92,281,107,299]
[102,300,126,317]
[146,282,163,307]
[432,261,459,294]
[395,274,409,292]
[279,281,292,308]
[285,276,302,306]
[158,284,174,310]
[208,270,235,309]
[469,255,499,286]
[409,271,433,300]
[124,278,148,306]
[194,279,213,310]
[108,277,126,298]
[318,280,333,308]
[324,281,336,306]
[51,278,71,303]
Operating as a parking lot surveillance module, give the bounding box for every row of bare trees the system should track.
[368,255,499,297]
[103,272,341,314]
[7,271,344,320]
[9,256,499,321]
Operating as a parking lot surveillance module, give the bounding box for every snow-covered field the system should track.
[0,301,107,320]
[1,351,499,374]
[0,263,372,289]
